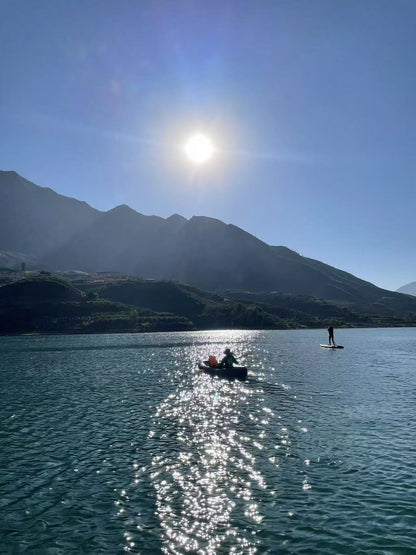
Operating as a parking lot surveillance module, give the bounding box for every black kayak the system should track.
[198,362,248,380]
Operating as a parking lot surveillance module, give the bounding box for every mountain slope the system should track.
[1,170,416,315]
[0,170,100,257]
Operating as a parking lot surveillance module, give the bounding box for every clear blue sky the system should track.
[1,0,415,291]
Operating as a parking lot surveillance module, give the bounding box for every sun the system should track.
[183,133,215,164]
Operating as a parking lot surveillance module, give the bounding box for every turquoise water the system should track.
[1,328,416,554]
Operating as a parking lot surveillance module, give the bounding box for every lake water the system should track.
[1,328,416,554]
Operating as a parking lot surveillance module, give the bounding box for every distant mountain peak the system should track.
[167,213,188,224]
[190,215,226,226]
[0,169,97,211]
[396,281,416,296]
[1,170,19,176]
[108,204,140,216]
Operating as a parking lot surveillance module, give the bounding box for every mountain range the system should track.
[1,170,416,316]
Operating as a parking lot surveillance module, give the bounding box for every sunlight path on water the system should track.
[151,378,261,553]
[139,331,283,554]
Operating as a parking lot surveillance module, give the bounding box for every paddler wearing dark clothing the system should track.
[221,348,238,369]
[327,326,335,345]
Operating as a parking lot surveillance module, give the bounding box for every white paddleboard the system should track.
[320,344,344,349]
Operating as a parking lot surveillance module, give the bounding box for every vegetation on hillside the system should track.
[0,276,194,334]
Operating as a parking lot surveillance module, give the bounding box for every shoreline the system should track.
[1,322,415,338]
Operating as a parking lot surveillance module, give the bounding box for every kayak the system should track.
[198,362,248,380]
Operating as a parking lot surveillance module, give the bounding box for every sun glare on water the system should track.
[184,133,215,164]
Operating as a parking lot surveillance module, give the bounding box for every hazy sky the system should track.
[1,0,415,291]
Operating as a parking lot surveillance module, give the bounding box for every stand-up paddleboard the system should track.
[320,344,344,349]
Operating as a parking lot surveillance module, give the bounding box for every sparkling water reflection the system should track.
[1,328,416,553]
[149,362,264,553]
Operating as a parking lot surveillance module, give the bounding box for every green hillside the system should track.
[97,279,285,329]
[0,276,193,334]
[1,273,415,335]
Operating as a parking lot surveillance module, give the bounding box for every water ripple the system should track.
[146,369,263,553]
[2,329,416,553]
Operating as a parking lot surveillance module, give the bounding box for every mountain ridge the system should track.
[1,170,416,316]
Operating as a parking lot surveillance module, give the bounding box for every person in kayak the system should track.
[208,355,218,367]
[327,326,335,345]
[221,348,238,369]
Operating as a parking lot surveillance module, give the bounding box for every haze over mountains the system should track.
[397,282,416,297]
[1,170,416,314]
